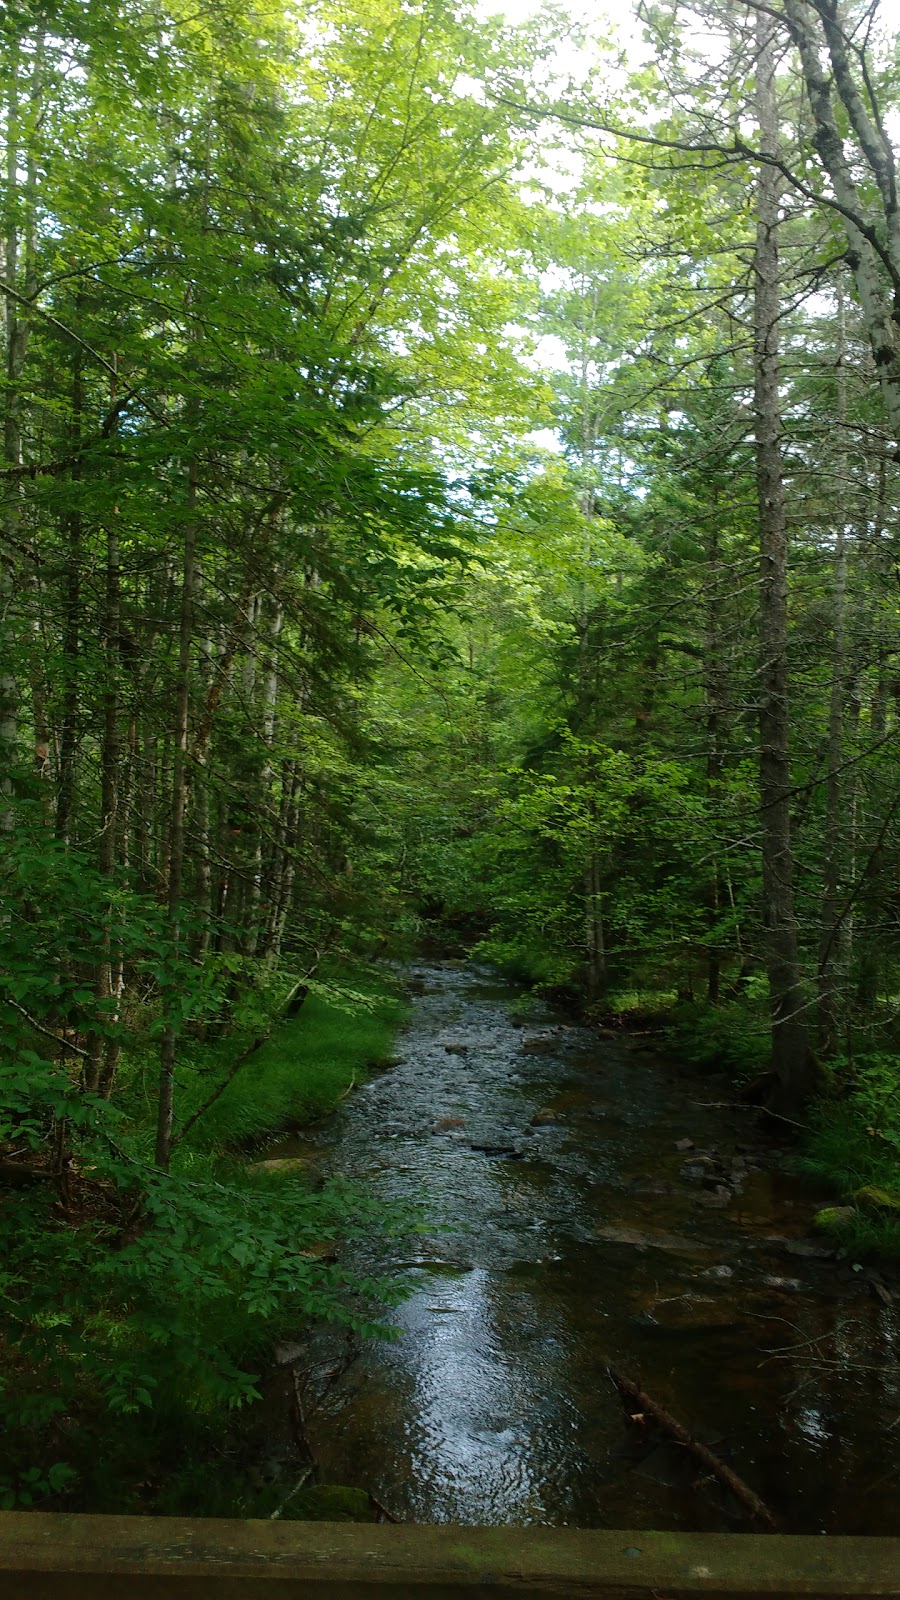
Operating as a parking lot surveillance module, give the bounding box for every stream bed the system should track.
[270,960,900,1532]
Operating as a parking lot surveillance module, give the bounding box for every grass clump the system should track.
[179,969,407,1157]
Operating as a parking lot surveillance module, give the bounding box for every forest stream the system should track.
[265,960,900,1535]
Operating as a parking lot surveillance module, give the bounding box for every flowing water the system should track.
[271,960,900,1532]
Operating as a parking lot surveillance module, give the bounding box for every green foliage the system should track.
[171,971,408,1155]
[794,1054,900,1256]
[468,738,714,994]
[0,970,409,1511]
[669,997,771,1080]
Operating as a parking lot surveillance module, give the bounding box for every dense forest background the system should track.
[3,0,900,1515]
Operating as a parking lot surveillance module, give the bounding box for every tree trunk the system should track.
[86,377,123,1093]
[785,0,900,443]
[704,504,727,1003]
[816,284,851,1058]
[55,353,84,842]
[1,40,31,827]
[753,13,814,1110]
[155,461,198,1169]
[583,840,606,1004]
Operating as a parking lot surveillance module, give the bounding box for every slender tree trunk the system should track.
[855,446,890,1008]
[86,374,123,1093]
[583,811,606,1004]
[247,596,282,954]
[704,507,727,1003]
[155,460,198,1168]
[55,353,83,841]
[816,285,850,1057]
[753,14,814,1109]
[1,44,26,826]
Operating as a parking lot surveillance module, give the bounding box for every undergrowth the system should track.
[799,1053,900,1258]
[668,994,770,1080]
[0,964,410,1514]
[140,968,406,1161]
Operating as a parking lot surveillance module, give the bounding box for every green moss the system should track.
[290,1483,374,1521]
[812,1205,857,1232]
[854,1184,900,1214]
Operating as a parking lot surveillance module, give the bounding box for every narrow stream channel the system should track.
[273,960,900,1532]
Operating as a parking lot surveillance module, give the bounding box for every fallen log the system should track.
[608,1365,777,1529]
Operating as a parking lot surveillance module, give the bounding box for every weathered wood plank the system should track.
[1,1516,899,1599]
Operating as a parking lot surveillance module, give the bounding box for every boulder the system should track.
[854,1185,900,1214]
[247,1157,307,1178]
[292,1484,374,1522]
[530,1108,558,1126]
[813,1205,857,1232]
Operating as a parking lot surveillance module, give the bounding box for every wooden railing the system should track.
[3,1516,900,1598]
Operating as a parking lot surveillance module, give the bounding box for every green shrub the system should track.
[669,996,769,1078]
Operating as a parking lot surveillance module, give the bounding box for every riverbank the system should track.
[171,967,408,1162]
[585,987,900,1263]
[2,966,409,1518]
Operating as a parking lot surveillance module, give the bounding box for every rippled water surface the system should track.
[275,961,900,1532]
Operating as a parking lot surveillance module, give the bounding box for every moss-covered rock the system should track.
[813,1205,857,1231]
[246,1157,307,1178]
[854,1185,900,1214]
[292,1483,374,1521]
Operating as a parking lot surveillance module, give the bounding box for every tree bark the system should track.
[155,459,198,1169]
[0,37,37,828]
[784,0,900,442]
[753,13,814,1110]
[55,351,84,842]
[816,283,851,1057]
[704,502,727,1003]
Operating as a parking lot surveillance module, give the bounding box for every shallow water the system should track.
[274,960,900,1532]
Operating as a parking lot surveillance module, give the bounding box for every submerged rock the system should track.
[531,1108,558,1126]
[595,1223,699,1252]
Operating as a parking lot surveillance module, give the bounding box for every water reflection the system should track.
[291,961,900,1532]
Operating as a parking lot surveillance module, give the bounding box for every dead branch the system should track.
[608,1366,777,1528]
[369,1492,402,1523]
[2,995,89,1058]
